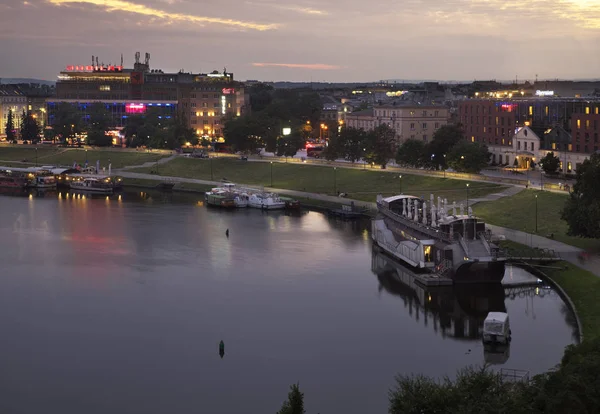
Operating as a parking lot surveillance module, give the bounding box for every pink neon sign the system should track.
[125,103,146,114]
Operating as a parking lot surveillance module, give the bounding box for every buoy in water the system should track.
[225,229,229,237]
[219,340,225,358]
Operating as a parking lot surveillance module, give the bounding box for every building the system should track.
[458,98,600,172]
[51,53,249,142]
[0,85,28,139]
[346,103,449,145]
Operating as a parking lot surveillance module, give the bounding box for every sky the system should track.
[2,0,600,82]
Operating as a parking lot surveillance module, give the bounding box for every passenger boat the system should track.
[279,196,300,209]
[205,183,249,208]
[0,174,28,188]
[248,192,286,210]
[372,194,506,282]
[27,171,57,188]
[70,177,113,194]
[206,193,236,208]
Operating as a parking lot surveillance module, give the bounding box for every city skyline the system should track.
[2,0,600,82]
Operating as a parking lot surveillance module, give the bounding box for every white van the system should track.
[482,312,511,344]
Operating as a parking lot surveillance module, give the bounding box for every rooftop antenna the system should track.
[535,74,538,83]
[92,55,94,66]
[135,52,140,64]
[144,52,150,66]
[121,53,123,67]
[96,56,99,67]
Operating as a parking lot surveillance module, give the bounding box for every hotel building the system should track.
[0,85,28,139]
[50,54,249,142]
[458,98,600,172]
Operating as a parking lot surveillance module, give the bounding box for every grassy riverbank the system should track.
[499,240,600,339]
[476,190,600,251]
[0,146,167,168]
[134,157,505,204]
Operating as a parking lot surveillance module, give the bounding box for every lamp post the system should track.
[334,167,337,194]
[466,183,470,214]
[443,154,446,178]
[210,155,213,181]
[363,148,366,170]
[35,147,38,167]
[535,194,538,233]
[399,174,403,194]
[270,161,273,187]
[85,149,88,167]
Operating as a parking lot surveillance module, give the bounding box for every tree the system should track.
[540,152,560,175]
[87,129,112,147]
[248,83,273,112]
[53,103,81,143]
[5,109,15,141]
[88,103,110,132]
[446,140,490,173]
[276,130,305,158]
[428,124,464,169]
[277,383,305,414]
[561,153,600,238]
[20,111,41,143]
[367,124,396,168]
[396,139,429,168]
[339,127,367,163]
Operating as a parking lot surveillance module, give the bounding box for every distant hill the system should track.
[0,78,55,86]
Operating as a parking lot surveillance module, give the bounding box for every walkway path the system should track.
[120,154,178,170]
[117,163,600,277]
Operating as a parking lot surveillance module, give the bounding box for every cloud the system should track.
[246,1,328,16]
[47,0,279,30]
[252,63,341,70]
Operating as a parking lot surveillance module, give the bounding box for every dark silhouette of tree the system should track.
[52,103,81,143]
[276,130,305,157]
[446,141,490,173]
[428,124,464,169]
[366,124,396,168]
[20,111,41,143]
[277,383,305,414]
[561,153,600,238]
[5,109,15,141]
[396,139,429,168]
[339,127,368,163]
[540,152,560,175]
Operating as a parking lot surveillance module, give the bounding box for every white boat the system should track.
[205,183,249,208]
[70,177,113,194]
[28,173,57,188]
[248,192,286,210]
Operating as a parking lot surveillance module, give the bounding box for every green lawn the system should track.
[135,157,505,204]
[475,190,600,251]
[0,146,166,168]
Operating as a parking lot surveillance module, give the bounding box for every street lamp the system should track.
[363,148,367,170]
[399,174,403,194]
[210,155,213,181]
[35,147,38,167]
[85,149,88,167]
[466,183,470,215]
[535,194,538,233]
[270,161,273,187]
[334,167,337,194]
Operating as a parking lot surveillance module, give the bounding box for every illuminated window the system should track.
[495,116,499,125]
[586,107,590,114]
[596,108,599,115]
[586,120,590,128]
[99,85,111,91]
[567,162,572,172]
[471,136,475,142]
[568,143,573,151]
[545,106,549,116]
[529,106,533,116]
[410,111,415,116]
[577,119,581,129]
[552,142,556,150]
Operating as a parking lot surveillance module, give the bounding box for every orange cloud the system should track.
[48,0,278,31]
[252,63,341,70]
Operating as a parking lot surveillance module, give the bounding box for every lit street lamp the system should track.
[466,183,470,214]
[85,149,88,167]
[35,147,38,167]
[210,155,213,181]
[270,161,273,187]
[399,174,403,194]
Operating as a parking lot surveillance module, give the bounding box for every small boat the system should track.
[70,177,113,194]
[0,171,28,188]
[206,183,249,208]
[206,193,236,208]
[248,192,286,210]
[280,196,300,209]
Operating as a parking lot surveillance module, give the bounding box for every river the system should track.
[0,188,578,414]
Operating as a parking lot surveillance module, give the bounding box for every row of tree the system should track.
[276,336,600,413]
[4,109,42,143]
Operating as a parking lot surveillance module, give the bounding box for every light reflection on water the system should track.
[0,189,578,414]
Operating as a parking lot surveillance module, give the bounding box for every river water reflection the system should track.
[0,189,578,414]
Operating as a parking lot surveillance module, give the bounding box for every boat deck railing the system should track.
[378,204,456,243]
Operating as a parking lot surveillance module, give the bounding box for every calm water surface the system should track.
[0,190,577,414]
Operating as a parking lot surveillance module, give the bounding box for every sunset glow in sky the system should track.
[2,0,600,81]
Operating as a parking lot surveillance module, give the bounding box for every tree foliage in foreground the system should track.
[388,337,600,414]
[561,153,600,238]
[540,151,560,175]
[396,139,429,168]
[446,140,490,173]
[277,383,305,414]
[5,109,15,141]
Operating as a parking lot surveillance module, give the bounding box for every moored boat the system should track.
[371,194,506,283]
[0,174,28,188]
[27,171,57,189]
[206,193,236,208]
[205,183,249,208]
[248,192,286,210]
[279,196,300,209]
[70,177,113,194]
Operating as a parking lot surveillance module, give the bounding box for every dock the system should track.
[413,272,453,286]
[327,203,368,220]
